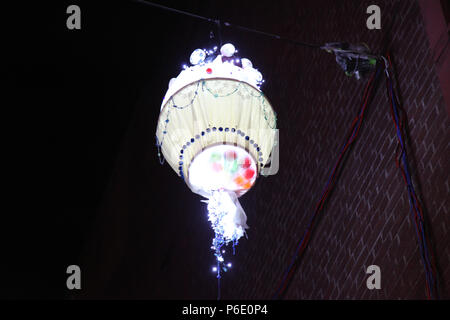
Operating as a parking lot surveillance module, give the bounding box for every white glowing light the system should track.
[220,43,236,57]
[241,58,252,69]
[190,49,206,65]
[253,69,263,82]
[161,43,266,108]
[168,78,176,88]
[227,263,232,268]
[212,267,217,272]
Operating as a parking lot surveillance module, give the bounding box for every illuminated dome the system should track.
[156,44,276,196]
[155,43,277,277]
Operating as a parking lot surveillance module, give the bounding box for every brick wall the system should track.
[210,0,449,299]
[78,0,449,299]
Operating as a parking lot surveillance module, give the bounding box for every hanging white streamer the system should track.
[203,190,248,242]
[202,190,248,276]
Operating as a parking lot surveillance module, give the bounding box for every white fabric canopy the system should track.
[156,78,277,197]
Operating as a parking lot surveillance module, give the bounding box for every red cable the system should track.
[385,54,436,299]
[274,70,378,298]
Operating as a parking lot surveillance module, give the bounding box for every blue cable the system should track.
[388,78,435,298]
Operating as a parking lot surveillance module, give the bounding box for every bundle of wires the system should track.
[383,54,438,299]
[273,66,382,299]
[273,55,438,300]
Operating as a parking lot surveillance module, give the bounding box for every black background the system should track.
[4,0,277,300]
[3,0,220,299]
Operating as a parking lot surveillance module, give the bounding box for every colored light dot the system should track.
[206,68,212,74]
[242,157,251,169]
[244,168,255,179]
[245,136,250,140]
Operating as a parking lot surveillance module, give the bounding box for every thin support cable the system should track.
[131,0,321,49]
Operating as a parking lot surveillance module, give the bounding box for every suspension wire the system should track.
[131,0,322,49]
[132,0,215,23]
[222,22,321,48]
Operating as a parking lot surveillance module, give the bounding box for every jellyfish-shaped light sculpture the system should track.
[155,43,277,277]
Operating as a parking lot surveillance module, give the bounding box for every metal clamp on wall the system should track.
[322,42,378,79]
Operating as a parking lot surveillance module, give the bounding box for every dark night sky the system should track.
[4,0,229,298]
[4,0,285,299]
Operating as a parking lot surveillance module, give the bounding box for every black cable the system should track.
[131,0,321,49]
[132,0,215,23]
[223,22,320,48]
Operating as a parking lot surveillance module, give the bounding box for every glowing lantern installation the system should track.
[155,43,277,278]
